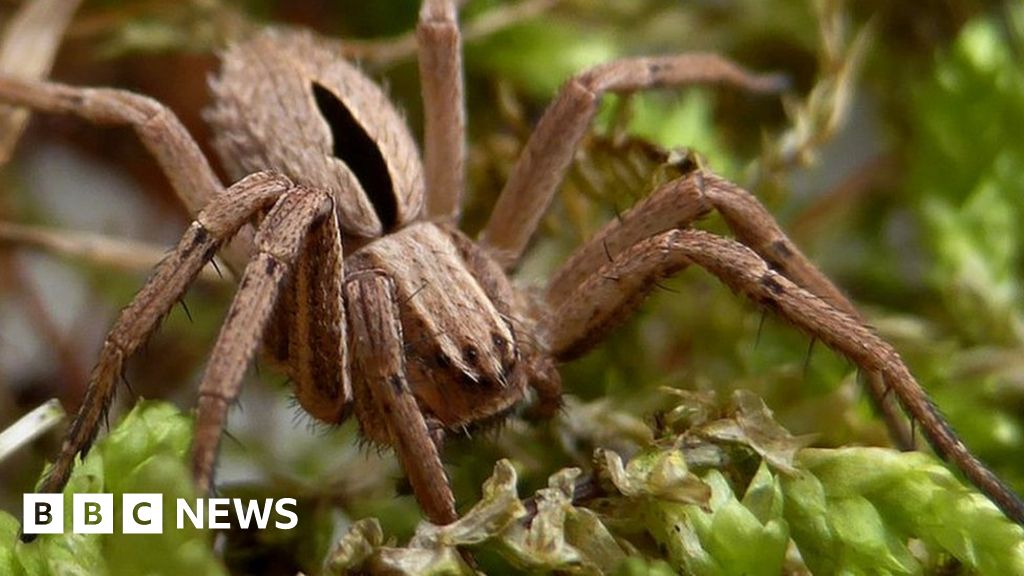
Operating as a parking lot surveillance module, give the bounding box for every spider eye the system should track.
[311,82,398,230]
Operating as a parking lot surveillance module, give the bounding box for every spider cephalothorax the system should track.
[3,0,1021,536]
[198,27,552,522]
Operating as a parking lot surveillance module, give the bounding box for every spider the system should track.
[3,0,1022,534]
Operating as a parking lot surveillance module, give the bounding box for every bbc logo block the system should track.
[122,493,163,534]
[72,493,114,534]
[22,494,63,535]
[22,494,297,535]
[24,493,162,535]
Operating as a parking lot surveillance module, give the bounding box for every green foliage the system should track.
[907,4,1024,345]
[324,392,1024,575]
[0,402,224,576]
[641,465,789,576]
[786,448,1024,575]
[10,399,1021,575]
[887,3,1024,502]
[468,19,617,98]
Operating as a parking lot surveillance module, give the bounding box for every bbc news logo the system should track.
[23,494,298,535]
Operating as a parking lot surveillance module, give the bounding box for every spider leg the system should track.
[417,0,465,223]
[0,76,256,269]
[346,272,458,525]
[479,54,787,268]
[546,170,913,449]
[192,188,332,493]
[546,171,710,313]
[0,77,219,218]
[270,207,352,423]
[523,356,562,420]
[700,173,914,449]
[545,227,1024,525]
[26,172,290,520]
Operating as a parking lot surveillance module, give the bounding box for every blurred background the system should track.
[0,0,1022,573]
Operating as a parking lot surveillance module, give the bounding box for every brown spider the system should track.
[3,0,1022,534]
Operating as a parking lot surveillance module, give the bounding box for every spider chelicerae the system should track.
[1,0,1021,533]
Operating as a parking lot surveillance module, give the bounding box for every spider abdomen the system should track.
[204,27,425,239]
